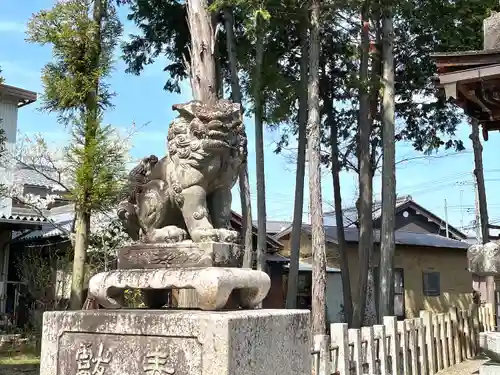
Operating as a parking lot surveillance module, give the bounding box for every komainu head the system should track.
[167,100,247,168]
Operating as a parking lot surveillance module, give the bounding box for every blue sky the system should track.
[2,0,500,236]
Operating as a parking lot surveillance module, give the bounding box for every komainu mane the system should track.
[118,99,246,244]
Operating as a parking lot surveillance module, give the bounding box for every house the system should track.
[0,83,42,318]
[276,224,473,320]
[324,195,467,241]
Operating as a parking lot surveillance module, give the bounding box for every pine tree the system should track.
[26,0,126,309]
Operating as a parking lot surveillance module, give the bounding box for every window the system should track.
[422,271,440,296]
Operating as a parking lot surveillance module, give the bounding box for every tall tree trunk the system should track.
[254,15,267,273]
[223,7,253,269]
[178,0,218,307]
[69,0,105,310]
[286,10,308,309]
[329,110,353,327]
[186,0,217,105]
[470,119,494,304]
[70,210,91,309]
[378,5,396,322]
[308,0,327,335]
[353,0,373,329]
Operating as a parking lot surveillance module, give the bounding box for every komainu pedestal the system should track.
[40,310,310,375]
[89,267,270,310]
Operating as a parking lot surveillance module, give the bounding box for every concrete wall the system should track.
[279,232,473,318]
[0,98,18,216]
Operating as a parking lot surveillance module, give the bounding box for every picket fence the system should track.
[311,304,496,375]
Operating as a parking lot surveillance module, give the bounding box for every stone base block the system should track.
[40,309,310,375]
[480,361,500,375]
[484,12,500,50]
[88,267,270,310]
[480,332,500,362]
[118,241,243,269]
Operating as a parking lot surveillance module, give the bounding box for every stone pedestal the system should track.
[479,332,500,374]
[88,267,271,310]
[484,12,500,50]
[40,309,310,375]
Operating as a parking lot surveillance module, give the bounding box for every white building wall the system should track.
[0,97,18,217]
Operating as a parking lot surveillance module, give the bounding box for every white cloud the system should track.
[0,21,25,33]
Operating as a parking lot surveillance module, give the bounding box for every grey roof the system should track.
[0,213,47,224]
[11,205,74,241]
[324,196,467,240]
[14,163,60,188]
[284,262,341,273]
[252,220,292,234]
[324,195,412,226]
[276,224,470,250]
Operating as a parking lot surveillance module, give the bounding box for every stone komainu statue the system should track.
[118,100,246,244]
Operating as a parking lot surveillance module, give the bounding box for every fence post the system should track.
[420,311,436,374]
[398,321,410,375]
[445,313,455,366]
[433,314,443,371]
[349,329,362,375]
[450,307,462,364]
[487,303,496,332]
[417,318,428,375]
[384,316,400,375]
[362,326,376,373]
[438,314,449,369]
[374,324,387,375]
[330,323,348,375]
[469,304,479,356]
[313,334,329,375]
[462,310,472,359]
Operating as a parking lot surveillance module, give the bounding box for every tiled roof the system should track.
[275,224,470,249]
[306,225,470,249]
[0,213,47,223]
[252,220,292,234]
[324,195,412,226]
[14,164,61,188]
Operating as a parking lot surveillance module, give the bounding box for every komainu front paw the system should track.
[191,228,239,243]
[191,228,219,242]
[216,228,238,243]
[145,226,187,243]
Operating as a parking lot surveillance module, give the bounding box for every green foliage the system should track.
[26,0,122,122]
[26,0,127,213]
[118,0,488,165]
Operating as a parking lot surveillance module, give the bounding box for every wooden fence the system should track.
[312,304,496,375]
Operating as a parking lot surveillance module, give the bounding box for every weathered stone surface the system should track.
[118,241,243,269]
[480,361,500,375]
[88,267,270,310]
[484,12,500,50]
[468,241,500,276]
[117,99,247,244]
[40,309,310,375]
[480,332,500,362]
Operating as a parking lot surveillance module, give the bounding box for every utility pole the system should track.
[473,176,482,242]
[444,199,449,238]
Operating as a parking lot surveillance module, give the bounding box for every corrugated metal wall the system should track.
[0,97,19,217]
